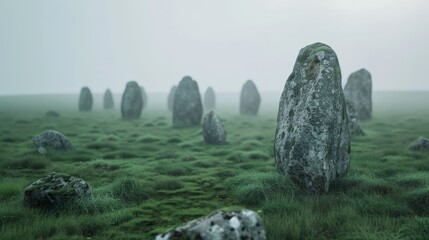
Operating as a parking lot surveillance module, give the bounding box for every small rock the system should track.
[202,111,226,144]
[45,111,60,118]
[79,87,93,112]
[409,137,429,152]
[121,81,143,119]
[156,209,266,240]
[33,130,74,151]
[240,80,261,116]
[24,172,91,207]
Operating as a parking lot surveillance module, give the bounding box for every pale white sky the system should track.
[0,0,428,95]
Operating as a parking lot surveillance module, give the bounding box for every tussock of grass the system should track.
[111,178,154,204]
[153,177,183,191]
[404,187,429,215]
[1,155,50,169]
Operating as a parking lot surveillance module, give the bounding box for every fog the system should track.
[1,0,429,95]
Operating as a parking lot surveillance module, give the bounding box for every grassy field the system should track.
[0,92,429,240]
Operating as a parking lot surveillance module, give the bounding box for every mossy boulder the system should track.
[156,209,266,240]
[24,172,91,207]
[202,111,226,144]
[409,137,429,152]
[240,80,261,116]
[33,130,74,151]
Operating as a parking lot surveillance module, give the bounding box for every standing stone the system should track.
[204,87,216,110]
[140,86,148,109]
[24,172,91,207]
[409,137,429,152]
[103,89,114,109]
[202,111,226,144]
[33,130,74,151]
[274,42,350,194]
[156,209,266,240]
[167,85,177,111]
[346,100,365,136]
[121,81,143,119]
[79,87,93,111]
[240,80,261,115]
[344,69,372,120]
[173,76,203,127]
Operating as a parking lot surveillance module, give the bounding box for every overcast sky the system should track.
[0,0,428,95]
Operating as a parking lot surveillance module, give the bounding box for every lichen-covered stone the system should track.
[409,137,429,152]
[274,42,351,194]
[202,111,226,144]
[204,87,216,110]
[104,89,114,109]
[346,100,365,136]
[33,130,74,151]
[140,86,148,109]
[121,81,143,119]
[45,111,60,118]
[240,80,261,116]
[79,87,93,111]
[344,69,372,120]
[173,76,203,127]
[156,209,266,240]
[167,85,177,111]
[24,172,91,207]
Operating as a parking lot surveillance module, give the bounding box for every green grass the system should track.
[0,95,429,239]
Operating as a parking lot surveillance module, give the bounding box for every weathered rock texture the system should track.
[409,137,429,152]
[140,86,148,109]
[173,76,203,127]
[103,89,114,109]
[240,80,261,115]
[202,111,226,144]
[344,69,372,120]
[24,172,91,207]
[79,87,93,111]
[156,209,266,240]
[345,100,365,136]
[204,87,216,110]
[121,81,143,119]
[33,130,74,151]
[274,42,351,194]
[167,85,177,111]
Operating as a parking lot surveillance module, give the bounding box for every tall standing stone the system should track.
[140,86,148,109]
[346,99,364,136]
[274,42,350,194]
[103,89,114,109]
[79,87,93,111]
[240,80,261,115]
[202,111,226,144]
[121,81,143,119]
[173,76,203,127]
[167,85,177,111]
[344,69,372,120]
[204,87,216,110]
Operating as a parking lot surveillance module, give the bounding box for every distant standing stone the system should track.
[24,172,91,207]
[173,76,203,127]
[79,87,93,111]
[103,89,114,109]
[346,100,365,136]
[45,110,60,118]
[344,69,372,120]
[140,86,148,109]
[204,87,216,110]
[156,209,266,240]
[274,42,350,194]
[167,85,177,111]
[202,111,226,144]
[121,81,143,119]
[33,130,74,151]
[240,80,261,115]
[409,137,429,152]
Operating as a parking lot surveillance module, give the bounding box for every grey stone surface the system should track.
[173,76,203,127]
[274,42,351,194]
[33,130,74,151]
[156,209,266,240]
[202,111,226,144]
[140,86,148,109]
[79,87,93,111]
[240,80,261,115]
[409,136,429,152]
[24,172,91,207]
[204,87,216,110]
[103,89,114,109]
[121,81,143,119]
[45,111,60,118]
[344,69,372,120]
[345,100,365,136]
[167,85,177,111]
